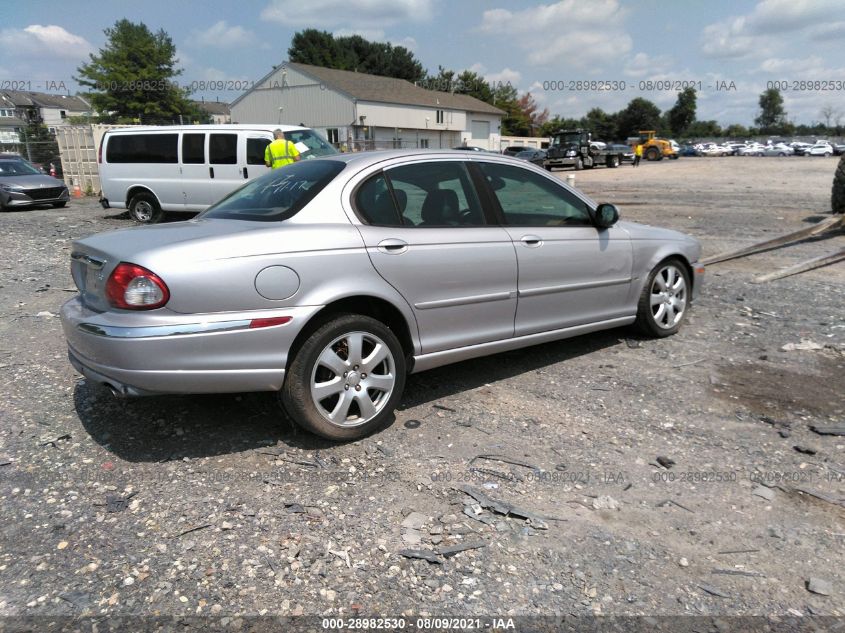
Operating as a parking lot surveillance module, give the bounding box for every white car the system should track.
[762,143,794,157]
[737,144,765,156]
[807,143,834,157]
[699,144,730,157]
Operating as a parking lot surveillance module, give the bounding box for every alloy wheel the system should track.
[310,331,396,427]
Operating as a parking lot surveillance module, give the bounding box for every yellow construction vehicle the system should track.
[629,130,677,161]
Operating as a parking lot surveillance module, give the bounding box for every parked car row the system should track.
[679,140,843,157]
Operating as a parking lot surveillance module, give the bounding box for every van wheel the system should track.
[128,192,163,224]
[281,314,406,441]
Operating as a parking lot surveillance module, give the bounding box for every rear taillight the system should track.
[105,262,170,310]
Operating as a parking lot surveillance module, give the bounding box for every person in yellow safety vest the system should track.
[632,143,643,167]
[264,129,300,169]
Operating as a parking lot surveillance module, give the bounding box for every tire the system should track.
[128,192,163,224]
[281,314,406,441]
[574,157,583,171]
[824,152,831,158]
[634,259,691,338]
[646,148,660,161]
[606,155,620,168]
[52,201,67,208]
[545,164,553,171]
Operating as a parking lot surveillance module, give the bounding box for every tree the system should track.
[723,123,750,139]
[20,122,58,164]
[288,29,341,69]
[668,87,697,136]
[288,30,425,83]
[516,93,549,136]
[833,154,845,214]
[820,104,841,132]
[615,98,662,139]
[754,88,787,133]
[582,107,617,141]
[490,82,527,136]
[539,115,580,137]
[685,120,722,138]
[76,20,201,123]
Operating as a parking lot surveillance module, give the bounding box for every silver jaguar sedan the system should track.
[61,150,703,440]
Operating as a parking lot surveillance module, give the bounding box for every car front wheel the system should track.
[635,259,690,337]
[282,314,406,441]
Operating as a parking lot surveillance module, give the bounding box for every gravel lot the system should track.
[0,156,843,624]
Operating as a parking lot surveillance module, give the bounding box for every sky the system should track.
[1,0,844,127]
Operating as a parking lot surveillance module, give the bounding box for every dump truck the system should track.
[544,129,623,171]
[628,130,678,161]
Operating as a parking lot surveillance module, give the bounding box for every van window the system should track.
[210,133,237,164]
[106,134,178,163]
[182,133,205,164]
[247,138,271,165]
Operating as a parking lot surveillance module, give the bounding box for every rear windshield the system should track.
[200,159,345,222]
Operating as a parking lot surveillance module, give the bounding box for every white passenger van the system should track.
[98,124,337,223]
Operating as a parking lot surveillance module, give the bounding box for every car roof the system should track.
[104,124,312,134]
[316,149,543,168]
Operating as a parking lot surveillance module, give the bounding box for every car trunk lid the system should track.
[69,219,264,311]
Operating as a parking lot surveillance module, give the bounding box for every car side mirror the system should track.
[592,203,619,228]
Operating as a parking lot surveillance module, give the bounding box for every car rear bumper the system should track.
[61,296,321,395]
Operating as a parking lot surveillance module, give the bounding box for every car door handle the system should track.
[243,167,249,179]
[209,167,215,179]
[377,239,408,254]
[520,235,543,247]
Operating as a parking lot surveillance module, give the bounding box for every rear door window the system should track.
[209,133,237,164]
[385,161,485,227]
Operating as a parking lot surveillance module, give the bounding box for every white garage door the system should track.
[470,120,490,140]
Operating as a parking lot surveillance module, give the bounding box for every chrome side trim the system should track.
[78,319,256,339]
[414,290,515,310]
[518,277,631,298]
[410,315,635,373]
[71,252,106,270]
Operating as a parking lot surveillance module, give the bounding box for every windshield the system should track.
[285,129,337,158]
[553,133,582,146]
[200,159,345,222]
[0,159,41,176]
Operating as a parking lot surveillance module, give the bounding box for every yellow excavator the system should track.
[631,130,677,161]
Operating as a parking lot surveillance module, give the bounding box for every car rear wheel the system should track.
[128,192,163,224]
[606,155,620,168]
[281,314,406,441]
[635,259,690,337]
